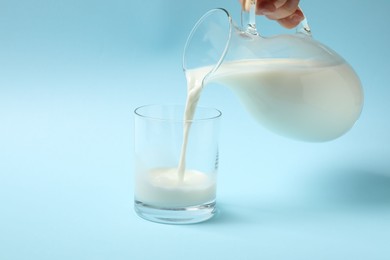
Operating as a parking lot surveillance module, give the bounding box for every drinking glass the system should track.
[133,105,221,224]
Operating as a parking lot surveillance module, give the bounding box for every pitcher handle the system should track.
[241,1,312,37]
[296,6,312,36]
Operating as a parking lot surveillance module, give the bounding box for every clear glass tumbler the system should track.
[133,105,221,224]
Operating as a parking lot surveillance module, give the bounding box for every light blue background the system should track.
[1,0,389,259]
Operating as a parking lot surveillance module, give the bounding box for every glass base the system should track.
[134,200,217,224]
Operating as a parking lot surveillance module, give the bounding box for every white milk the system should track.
[189,59,363,142]
[135,168,216,208]
[177,68,205,181]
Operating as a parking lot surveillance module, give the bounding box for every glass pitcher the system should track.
[182,1,364,142]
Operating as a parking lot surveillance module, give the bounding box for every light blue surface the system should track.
[1,0,390,259]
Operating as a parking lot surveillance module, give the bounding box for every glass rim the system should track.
[134,104,222,123]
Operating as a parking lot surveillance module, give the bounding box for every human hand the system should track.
[240,0,304,29]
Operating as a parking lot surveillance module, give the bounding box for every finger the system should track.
[273,0,288,8]
[256,0,289,14]
[243,0,288,14]
[256,0,276,15]
[263,0,300,20]
[276,8,304,29]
